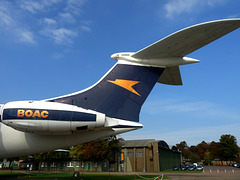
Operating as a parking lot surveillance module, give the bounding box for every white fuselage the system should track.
[0,101,142,158]
[0,122,141,158]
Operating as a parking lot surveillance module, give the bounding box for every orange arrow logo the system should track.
[108,79,140,96]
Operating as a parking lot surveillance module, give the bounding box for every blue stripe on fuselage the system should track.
[2,108,96,122]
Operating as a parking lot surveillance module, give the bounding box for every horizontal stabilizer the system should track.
[132,19,240,59]
[158,66,182,85]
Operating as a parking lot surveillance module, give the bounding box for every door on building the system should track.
[88,163,90,171]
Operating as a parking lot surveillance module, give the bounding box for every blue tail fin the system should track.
[50,63,164,122]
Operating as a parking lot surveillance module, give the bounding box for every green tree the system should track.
[189,145,197,153]
[219,134,239,160]
[204,152,212,165]
[176,141,188,150]
[176,141,191,160]
[70,136,122,162]
[209,141,220,159]
[196,141,209,160]
[189,152,200,163]
[34,151,70,164]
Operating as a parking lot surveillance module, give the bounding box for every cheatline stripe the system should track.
[2,108,96,122]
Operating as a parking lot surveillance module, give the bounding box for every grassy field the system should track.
[0,170,203,179]
[0,171,167,179]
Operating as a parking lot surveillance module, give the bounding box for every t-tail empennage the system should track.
[111,52,200,67]
[111,19,240,86]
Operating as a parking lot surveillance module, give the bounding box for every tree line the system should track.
[176,134,239,164]
[32,136,122,167]
[6,134,239,169]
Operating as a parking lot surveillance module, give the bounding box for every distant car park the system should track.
[173,165,179,170]
[196,165,203,171]
[188,165,195,171]
[180,165,187,170]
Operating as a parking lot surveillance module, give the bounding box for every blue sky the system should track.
[1,0,240,146]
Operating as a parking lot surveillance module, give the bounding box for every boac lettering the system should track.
[17,110,49,118]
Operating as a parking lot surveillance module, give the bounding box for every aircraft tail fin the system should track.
[49,63,164,122]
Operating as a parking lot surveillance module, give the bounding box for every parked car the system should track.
[196,165,203,171]
[237,164,240,168]
[233,163,238,167]
[193,163,198,167]
[180,165,187,170]
[173,165,179,170]
[188,165,195,171]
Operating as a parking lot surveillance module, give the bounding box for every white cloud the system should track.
[41,17,78,44]
[19,0,61,14]
[0,2,15,27]
[59,13,76,24]
[164,0,227,19]
[41,28,77,44]
[164,0,199,19]
[81,25,91,32]
[18,30,36,44]
[0,2,36,44]
[36,0,90,45]
[65,0,87,15]
[0,11,14,26]
[43,18,57,26]
[20,1,43,13]
[0,1,91,45]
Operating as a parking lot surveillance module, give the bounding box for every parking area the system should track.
[166,166,240,180]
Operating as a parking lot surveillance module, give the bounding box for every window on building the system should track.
[127,152,134,157]
[136,152,144,157]
[67,162,73,167]
[76,162,80,167]
[51,162,56,167]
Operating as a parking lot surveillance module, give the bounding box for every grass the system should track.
[0,171,168,179]
[0,169,203,179]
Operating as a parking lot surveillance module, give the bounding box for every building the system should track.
[120,139,181,172]
[39,160,110,172]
